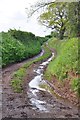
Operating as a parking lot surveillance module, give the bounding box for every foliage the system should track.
[39,2,68,39]
[2,30,47,67]
[8,29,47,45]
[28,1,80,39]
[66,2,80,38]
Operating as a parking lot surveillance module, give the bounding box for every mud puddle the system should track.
[2,50,79,118]
[27,53,79,118]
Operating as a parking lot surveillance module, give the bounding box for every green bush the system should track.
[2,30,47,67]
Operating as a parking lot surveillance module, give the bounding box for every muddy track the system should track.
[2,50,79,119]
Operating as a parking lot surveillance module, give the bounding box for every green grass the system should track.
[11,44,52,92]
[71,78,78,92]
[44,37,79,93]
[11,68,26,92]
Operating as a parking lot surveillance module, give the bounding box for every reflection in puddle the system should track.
[29,75,46,91]
[28,53,54,112]
[30,98,48,112]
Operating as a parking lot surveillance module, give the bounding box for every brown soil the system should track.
[49,74,79,106]
[2,54,80,119]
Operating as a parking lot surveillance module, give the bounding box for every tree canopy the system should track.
[39,2,68,39]
[27,0,80,39]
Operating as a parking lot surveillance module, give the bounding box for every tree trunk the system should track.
[59,27,65,40]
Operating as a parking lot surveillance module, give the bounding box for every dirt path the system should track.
[2,51,79,119]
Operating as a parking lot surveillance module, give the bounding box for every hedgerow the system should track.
[2,30,47,66]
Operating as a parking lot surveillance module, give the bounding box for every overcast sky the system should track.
[0,0,52,36]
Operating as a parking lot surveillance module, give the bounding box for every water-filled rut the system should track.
[28,53,54,112]
[2,50,79,118]
[27,52,79,118]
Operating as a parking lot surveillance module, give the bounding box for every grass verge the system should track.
[44,37,79,94]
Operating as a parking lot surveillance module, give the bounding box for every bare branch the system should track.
[26,1,55,17]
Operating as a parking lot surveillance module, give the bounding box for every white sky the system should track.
[0,0,51,36]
